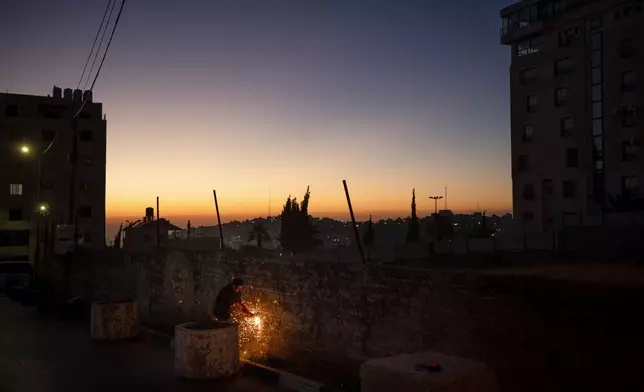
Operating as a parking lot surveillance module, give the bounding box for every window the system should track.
[523,125,534,141]
[589,16,602,30]
[592,68,602,84]
[555,58,572,76]
[523,184,535,200]
[517,154,528,172]
[566,148,578,167]
[592,119,603,135]
[80,130,92,141]
[527,94,537,112]
[555,88,567,106]
[561,117,573,136]
[622,107,636,127]
[592,102,602,118]
[623,176,639,197]
[592,85,602,101]
[591,51,602,67]
[593,136,603,155]
[563,180,577,198]
[516,37,544,57]
[5,105,18,117]
[620,39,635,58]
[622,141,638,162]
[523,212,534,222]
[622,71,637,91]
[78,206,92,218]
[41,130,55,142]
[591,34,602,51]
[521,68,537,84]
[9,184,23,195]
[9,208,23,221]
[81,181,91,191]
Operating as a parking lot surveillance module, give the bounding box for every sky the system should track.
[1,0,513,229]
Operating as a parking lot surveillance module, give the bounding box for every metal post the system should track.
[68,116,78,224]
[156,196,160,246]
[213,190,224,250]
[342,180,366,264]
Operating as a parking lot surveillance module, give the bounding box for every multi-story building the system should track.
[502,0,643,232]
[0,86,106,260]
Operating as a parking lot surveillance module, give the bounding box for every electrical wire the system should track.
[77,0,114,90]
[83,0,116,91]
[74,0,126,118]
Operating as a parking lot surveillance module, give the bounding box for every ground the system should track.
[0,298,281,392]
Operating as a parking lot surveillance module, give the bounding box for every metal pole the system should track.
[342,180,366,264]
[213,190,224,250]
[68,116,78,224]
[156,196,160,246]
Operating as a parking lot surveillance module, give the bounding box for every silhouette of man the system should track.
[212,278,253,321]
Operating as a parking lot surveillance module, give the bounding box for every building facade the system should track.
[502,0,644,232]
[0,86,106,259]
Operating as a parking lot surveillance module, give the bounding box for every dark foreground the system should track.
[0,298,281,392]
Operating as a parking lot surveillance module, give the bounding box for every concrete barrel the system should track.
[90,300,140,340]
[174,321,240,379]
[361,351,498,392]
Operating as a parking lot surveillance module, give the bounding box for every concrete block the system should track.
[361,351,498,392]
[174,321,240,379]
[90,300,140,340]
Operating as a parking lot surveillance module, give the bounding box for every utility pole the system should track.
[429,196,443,214]
[156,196,160,246]
[444,186,447,210]
[213,190,224,250]
[342,180,366,265]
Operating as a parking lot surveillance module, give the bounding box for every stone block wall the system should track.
[68,248,644,392]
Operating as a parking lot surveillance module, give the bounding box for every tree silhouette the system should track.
[248,222,271,248]
[363,215,375,246]
[603,193,644,213]
[406,189,420,243]
[279,186,321,253]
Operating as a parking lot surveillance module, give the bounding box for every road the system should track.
[0,298,281,392]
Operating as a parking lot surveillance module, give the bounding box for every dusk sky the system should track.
[1,0,513,228]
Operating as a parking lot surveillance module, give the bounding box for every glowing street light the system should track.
[20,144,31,154]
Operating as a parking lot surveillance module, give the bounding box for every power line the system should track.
[74,0,126,118]
[83,0,117,90]
[77,0,114,90]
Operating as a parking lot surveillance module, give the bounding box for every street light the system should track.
[429,196,443,214]
[20,144,31,154]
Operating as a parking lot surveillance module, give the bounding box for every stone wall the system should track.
[69,248,644,392]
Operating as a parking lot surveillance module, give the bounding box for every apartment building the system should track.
[501,0,643,232]
[0,86,106,260]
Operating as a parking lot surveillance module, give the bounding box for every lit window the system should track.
[622,71,637,91]
[561,117,573,136]
[523,125,534,141]
[527,94,537,112]
[555,58,572,76]
[9,184,23,195]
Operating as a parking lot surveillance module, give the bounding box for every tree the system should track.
[363,215,375,246]
[248,222,271,248]
[406,189,420,243]
[603,193,644,213]
[279,186,321,253]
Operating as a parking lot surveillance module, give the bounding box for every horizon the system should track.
[1,0,513,226]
